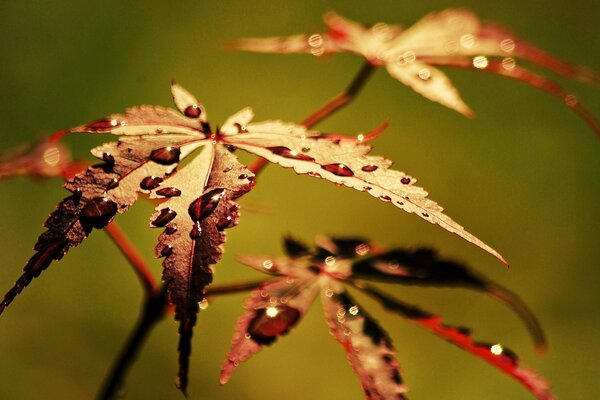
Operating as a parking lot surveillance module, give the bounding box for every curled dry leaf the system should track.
[233,8,600,135]
[230,236,554,400]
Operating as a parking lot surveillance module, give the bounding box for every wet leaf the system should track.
[233,9,600,135]
[235,236,554,400]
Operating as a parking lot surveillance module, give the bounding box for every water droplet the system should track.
[500,38,516,53]
[188,188,225,221]
[238,174,248,180]
[87,118,118,130]
[421,212,429,217]
[361,165,378,172]
[400,177,411,184]
[417,68,432,80]
[149,146,180,165]
[80,197,118,229]
[184,104,202,118]
[473,55,489,69]
[216,216,233,231]
[102,152,115,167]
[222,166,232,173]
[140,176,163,190]
[155,187,181,197]
[502,57,516,70]
[301,146,311,152]
[396,201,404,206]
[152,208,177,227]
[165,225,178,235]
[161,245,173,257]
[268,146,315,162]
[307,171,322,178]
[247,305,301,345]
[106,178,119,190]
[189,221,202,239]
[379,195,392,202]
[565,94,578,107]
[322,163,354,177]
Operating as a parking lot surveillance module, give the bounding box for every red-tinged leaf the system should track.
[221,276,319,384]
[226,124,507,265]
[0,138,187,315]
[233,9,599,131]
[149,144,254,392]
[349,248,545,349]
[360,285,555,400]
[321,284,408,400]
[0,138,71,180]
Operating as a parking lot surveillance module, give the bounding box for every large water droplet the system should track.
[188,188,225,221]
[400,177,411,185]
[140,176,163,190]
[247,305,301,345]
[152,208,177,227]
[165,225,178,235]
[150,147,180,165]
[184,104,202,118]
[268,146,315,162]
[216,216,233,231]
[156,187,181,197]
[80,197,118,229]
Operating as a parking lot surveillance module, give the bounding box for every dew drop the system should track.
[149,147,180,165]
[322,163,354,177]
[80,197,118,229]
[188,188,225,221]
[379,195,392,202]
[165,225,178,235]
[238,174,248,180]
[361,164,378,172]
[155,187,181,197]
[152,208,177,227]
[189,221,202,239]
[216,216,234,231]
[140,176,163,190]
[400,177,411,184]
[247,305,301,345]
[421,212,429,217]
[87,118,118,130]
[106,178,119,190]
[184,104,202,118]
[161,245,173,257]
[102,152,115,167]
[307,171,322,178]
[268,146,315,162]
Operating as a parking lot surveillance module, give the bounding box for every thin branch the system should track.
[104,222,158,294]
[205,279,265,297]
[97,284,169,400]
[301,61,376,128]
[249,61,377,176]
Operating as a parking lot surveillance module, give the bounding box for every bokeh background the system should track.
[0,1,598,399]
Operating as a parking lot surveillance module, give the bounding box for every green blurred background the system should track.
[0,1,598,399]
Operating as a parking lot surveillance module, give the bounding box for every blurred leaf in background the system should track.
[0,1,598,399]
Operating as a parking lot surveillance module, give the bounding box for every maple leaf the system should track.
[224,236,554,400]
[1,82,506,393]
[233,9,600,134]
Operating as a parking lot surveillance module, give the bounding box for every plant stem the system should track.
[247,61,376,177]
[205,279,265,297]
[104,222,158,294]
[97,284,169,400]
[301,61,376,129]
